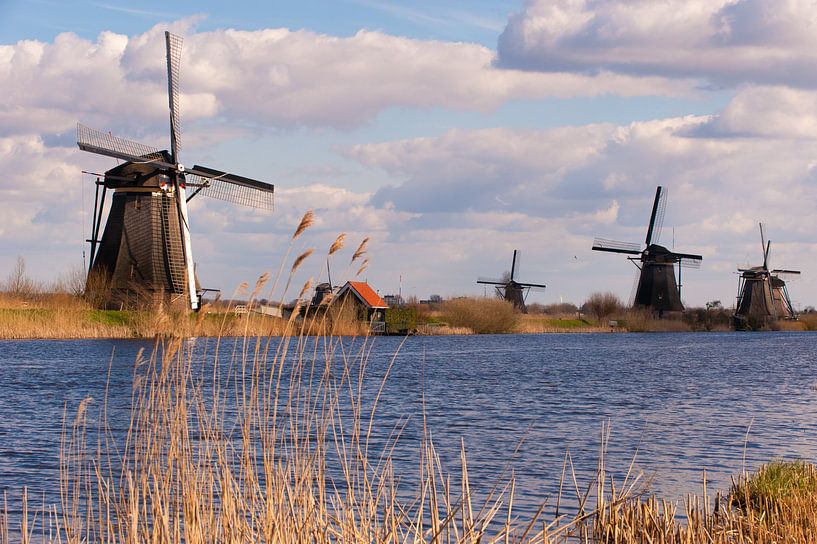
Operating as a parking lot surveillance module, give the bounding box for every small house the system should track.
[335,281,388,333]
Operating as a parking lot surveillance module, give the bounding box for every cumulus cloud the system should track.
[695,86,817,138]
[498,0,817,89]
[0,18,692,142]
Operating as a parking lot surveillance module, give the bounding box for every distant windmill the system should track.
[592,186,702,315]
[477,250,546,313]
[78,32,274,311]
[734,223,800,329]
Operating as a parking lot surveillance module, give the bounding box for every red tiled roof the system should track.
[344,281,388,309]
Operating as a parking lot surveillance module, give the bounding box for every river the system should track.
[0,332,815,525]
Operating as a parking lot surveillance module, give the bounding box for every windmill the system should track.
[78,32,274,311]
[477,250,546,313]
[592,186,702,315]
[734,223,800,329]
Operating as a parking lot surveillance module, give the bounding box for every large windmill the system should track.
[477,250,546,313]
[734,223,800,329]
[592,186,702,315]
[78,32,274,311]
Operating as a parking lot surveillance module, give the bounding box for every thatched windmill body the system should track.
[78,32,274,311]
[477,250,546,313]
[734,223,800,329]
[592,186,702,315]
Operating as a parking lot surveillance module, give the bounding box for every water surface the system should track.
[0,332,815,522]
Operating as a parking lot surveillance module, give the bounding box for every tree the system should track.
[4,256,36,297]
[583,292,623,322]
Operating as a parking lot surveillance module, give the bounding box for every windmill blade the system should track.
[653,186,667,245]
[187,174,274,210]
[771,269,801,275]
[510,250,519,281]
[679,257,702,269]
[477,277,506,285]
[165,31,183,164]
[645,186,665,246]
[77,123,172,167]
[592,238,641,255]
[670,250,703,261]
[517,281,547,289]
[189,165,274,192]
[759,222,767,264]
[764,239,771,270]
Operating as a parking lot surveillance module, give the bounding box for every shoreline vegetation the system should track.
[1,290,816,339]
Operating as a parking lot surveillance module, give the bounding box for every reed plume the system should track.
[298,278,313,300]
[291,249,314,274]
[351,237,369,263]
[252,271,271,298]
[355,258,369,277]
[329,233,346,256]
[292,210,315,240]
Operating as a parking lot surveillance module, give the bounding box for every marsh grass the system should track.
[12,308,550,542]
[514,315,605,333]
[731,460,817,516]
[589,459,817,543]
[439,297,518,334]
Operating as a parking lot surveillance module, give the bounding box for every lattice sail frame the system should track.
[77,124,167,165]
[187,175,274,210]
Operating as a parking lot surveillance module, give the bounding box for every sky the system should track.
[1,0,816,309]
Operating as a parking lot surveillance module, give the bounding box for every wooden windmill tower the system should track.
[477,250,546,313]
[592,186,702,315]
[734,223,800,330]
[78,32,274,311]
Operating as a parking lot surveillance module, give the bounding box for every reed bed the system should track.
[1,313,557,542]
[514,315,608,334]
[439,297,518,334]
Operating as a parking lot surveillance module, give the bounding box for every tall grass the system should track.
[7,313,549,542]
[440,297,518,334]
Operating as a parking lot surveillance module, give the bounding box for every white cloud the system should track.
[698,86,817,138]
[498,0,817,88]
[0,19,693,143]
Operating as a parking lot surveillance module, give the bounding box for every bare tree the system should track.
[583,292,623,322]
[5,256,36,297]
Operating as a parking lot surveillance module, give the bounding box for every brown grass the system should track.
[439,297,518,334]
[514,314,609,333]
[590,458,817,543]
[620,309,692,332]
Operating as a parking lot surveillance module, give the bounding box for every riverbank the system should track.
[1,293,814,339]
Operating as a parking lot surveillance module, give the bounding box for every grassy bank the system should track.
[0,294,290,338]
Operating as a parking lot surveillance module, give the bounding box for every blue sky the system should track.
[1,0,816,308]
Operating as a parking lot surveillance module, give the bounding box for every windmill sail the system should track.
[78,32,275,311]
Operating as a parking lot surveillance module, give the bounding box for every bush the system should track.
[582,292,623,323]
[385,307,417,334]
[731,460,817,517]
[440,297,518,334]
[682,306,733,331]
